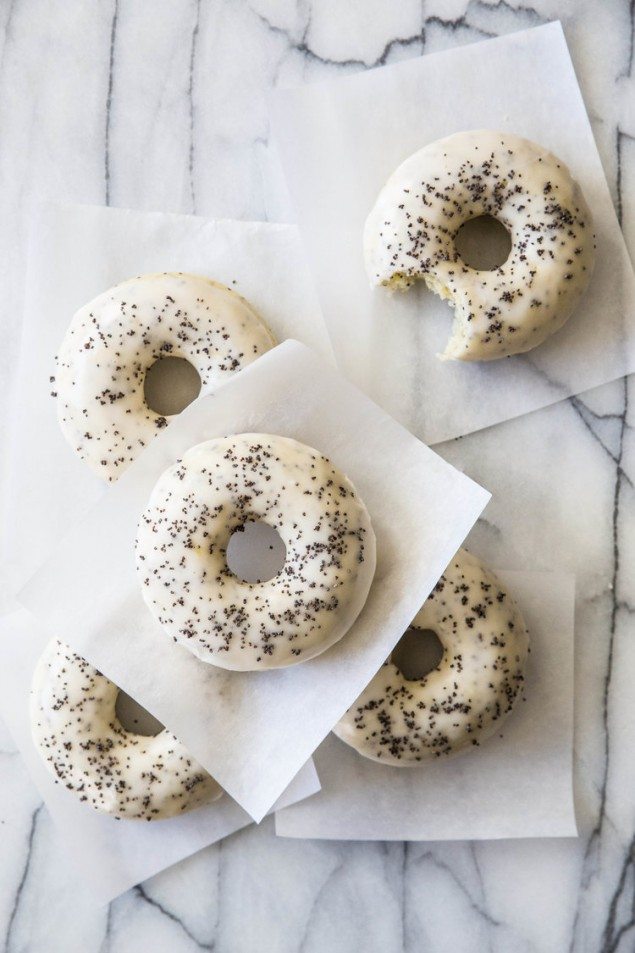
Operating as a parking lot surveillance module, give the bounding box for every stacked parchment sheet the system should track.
[0,209,340,898]
[19,339,489,820]
[0,211,338,897]
[268,21,635,444]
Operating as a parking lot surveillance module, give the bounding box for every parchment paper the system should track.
[2,202,335,595]
[0,606,320,905]
[0,205,331,896]
[275,570,576,841]
[268,21,635,444]
[19,341,489,821]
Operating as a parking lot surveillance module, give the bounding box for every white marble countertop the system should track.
[1,2,634,951]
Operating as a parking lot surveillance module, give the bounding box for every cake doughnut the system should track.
[135,433,376,670]
[54,272,276,481]
[31,639,223,820]
[333,549,529,764]
[364,130,595,361]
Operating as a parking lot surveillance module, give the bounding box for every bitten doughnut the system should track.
[364,130,595,361]
[135,433,376,671]
[334,549,529,764]
[54,272,276,481]
[31,639,223,820]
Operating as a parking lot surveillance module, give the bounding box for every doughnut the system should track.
[54,272,276,481]
[364,130,595,361]
[135,433,376,671]
[333,549,529,764]
[31,639,223,820]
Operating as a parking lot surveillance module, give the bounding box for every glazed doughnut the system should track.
[31,639,223,820]
[135,433,376,670]
[334,549,529,764]
[364,130,595,361]
[54,272,276,481]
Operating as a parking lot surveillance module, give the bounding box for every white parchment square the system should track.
[19,341,489,821]
[268,22,635,444]
[275,570,576,841]
[0,606,320,905]
[2,202,335,595]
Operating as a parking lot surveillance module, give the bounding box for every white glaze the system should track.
[364,130,596,361]
[54,272,276,481]
[30,639,223,820]
[135,433,376,670]
[334,549,529,764]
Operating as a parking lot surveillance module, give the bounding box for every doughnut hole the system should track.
[226,520,287,584]
[391,627,444,681]
[115,690,165,737]
[454,215,512,271]
[144,356,202,416]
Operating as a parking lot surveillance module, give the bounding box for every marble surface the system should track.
[0,2,634,951]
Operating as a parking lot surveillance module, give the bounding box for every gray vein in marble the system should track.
[572,376,630,950]
[98,901,113,953]
[599,379,628,819]
[621,0,634,79]
[4,804,43,953]
[566,123,635,487]
[414,849,502,929]
[188,0,201,215]
[424,13,492,41]
[104,0,119,208]
[399,842,408,951]
[254,0,542,74]
[297,858,345,953]
[425,0,545,47]
[507,351,634,481]
[617,129,635,226]
[601,833,635,953]
[476,515,503,538]
[587,139,635,942]
[569,396,633,481]
[252,6,424,70]
[468,843,497,953]
[211,838,222,951]
[0,0,16,66]
[571,397,625,422]
[573,751,621,835]
[133,883,214,951]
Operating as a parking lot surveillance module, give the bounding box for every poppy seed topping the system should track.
[334,549,529,765]
[135,434,376,671]
[364,130,595,361]
[54,273,275,480]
